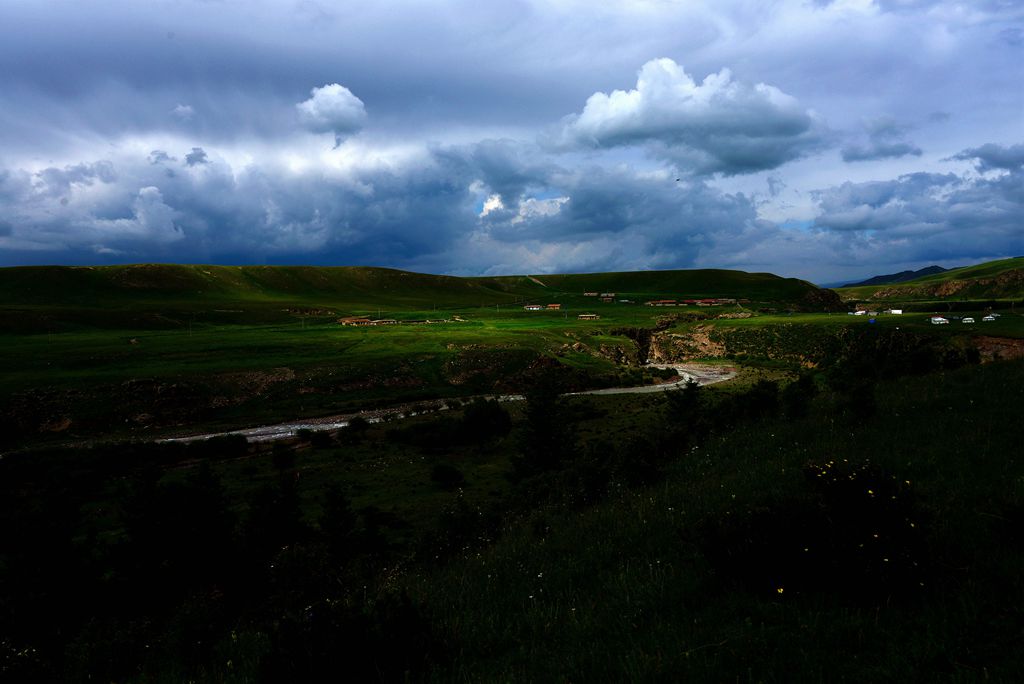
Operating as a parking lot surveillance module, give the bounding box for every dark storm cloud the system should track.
[35,161,117,197]
[2,138,1021,281]
[0,144,479,266]
[184,148,209,166]
[148,150,176,165]
[0,139,766,275]
[551,59,826,176]
[951,143,1024,172]
[841,118,922,162]
[811,145,1023,262]
[435,139,559,205]
[0,1,1021,280]
[0,1,604,150]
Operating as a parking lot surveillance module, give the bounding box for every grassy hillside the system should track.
[490,268,819,301]
[0,264,528,308]
[838,257,1024,301]
[5,350,1020,680]
[842,265,947,287]
[0,263,834,333]
[406,358,1024,681]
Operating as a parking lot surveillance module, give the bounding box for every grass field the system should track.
[5,349,1021,680]
[4,261,1024,680]
[3,262,1022,451]
[3,302,1023,449]
[0,262,834,447]
[405,358,1024,681]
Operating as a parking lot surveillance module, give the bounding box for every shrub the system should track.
[461,398,511,442]
[781,373,818,420]
[431,463,465,490]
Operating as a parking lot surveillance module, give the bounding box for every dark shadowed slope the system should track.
[842,265,948,288]
[837,257,1024,301]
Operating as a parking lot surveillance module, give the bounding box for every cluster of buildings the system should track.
[523,303,562,311]
[850,308,902,316]
[644,298,740,307]
[337,316,452,326]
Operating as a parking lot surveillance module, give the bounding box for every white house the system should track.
[886,309,903,315]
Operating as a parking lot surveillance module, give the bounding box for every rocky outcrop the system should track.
[973,336,1024,363]
[648,326,727,362]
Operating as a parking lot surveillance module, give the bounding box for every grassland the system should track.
[0,263,832,334]
[405,359,1024,681]
[4,348,1022,680]
[3,261,1024,680]
[0,263,841,447]
[2,264,1022,449]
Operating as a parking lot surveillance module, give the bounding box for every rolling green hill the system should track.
[486,268,822,302]
[837,257,1024,301]
[0,263,837,333]
[0,264,521,308]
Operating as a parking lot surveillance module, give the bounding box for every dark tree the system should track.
[514,375,574,479]
[782,373,818,420]
[461,398,512,442]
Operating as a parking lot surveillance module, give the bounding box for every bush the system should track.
[431,463,465,490]
[309,430,334,449]
[782,373,818,420]
[339,416,370,444]
[271,442,297,470]
[461,398,512,443]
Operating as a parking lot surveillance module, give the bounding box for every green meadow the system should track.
[2,262,1022,449]
[3,261,1024,680]
[4,348,1022,681]
[0,263,836,446]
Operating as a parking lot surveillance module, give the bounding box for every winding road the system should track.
[160,363,737,444]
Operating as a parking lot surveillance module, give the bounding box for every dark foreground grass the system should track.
[407,360,1024,682]
[3,358,1021,681]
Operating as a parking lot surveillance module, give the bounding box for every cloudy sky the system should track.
[1,0,1021,283]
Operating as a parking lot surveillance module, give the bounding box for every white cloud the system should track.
[93,186,182,244]
[171,104,194,121]
[511,196,568,224]
[479,193,504,217]
[296,83,367,145]
[552,58,826,176]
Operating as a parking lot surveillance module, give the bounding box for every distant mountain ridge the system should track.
[843,265,948,288]
[836,257,1024,301]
